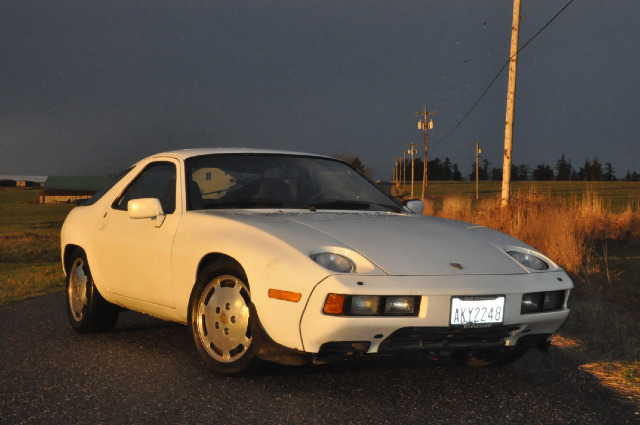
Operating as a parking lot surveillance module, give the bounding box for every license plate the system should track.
[450,296,505,328]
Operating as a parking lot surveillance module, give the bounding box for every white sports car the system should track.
[61,149,572,375]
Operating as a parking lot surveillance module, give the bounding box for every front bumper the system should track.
[300,272,571,355]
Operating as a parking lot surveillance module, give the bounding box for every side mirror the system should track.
[403,199,424,215]
[128,198,166,227]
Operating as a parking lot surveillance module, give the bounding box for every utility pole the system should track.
[502,0,522,206]
[476,142,482,200]
[402,150,407,193]
[416,106,435,200]
[394,158,402,194]
[393,158,398,185]
[406,142,418,197]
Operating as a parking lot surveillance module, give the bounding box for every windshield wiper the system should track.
[203,198,309,209]
[310,200,400,212]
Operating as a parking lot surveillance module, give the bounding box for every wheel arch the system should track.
[63,244,84,276]
[195,253,247,283]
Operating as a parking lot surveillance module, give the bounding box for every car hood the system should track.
[205,211,534,276]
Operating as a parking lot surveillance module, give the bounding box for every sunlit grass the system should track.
[0,262,64,306]
[0,188,71,306]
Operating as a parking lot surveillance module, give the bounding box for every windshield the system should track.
[185,154,402,213]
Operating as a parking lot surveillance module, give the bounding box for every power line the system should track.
[432,0,577,149]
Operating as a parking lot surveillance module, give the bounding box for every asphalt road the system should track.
[1,293,638,425]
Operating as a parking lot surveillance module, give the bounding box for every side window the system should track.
[113,162,176,214]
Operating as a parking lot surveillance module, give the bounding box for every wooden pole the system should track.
[502,0,521,207]
[476,142,481,200]
[416,106,435,200]
[422,106,429,200]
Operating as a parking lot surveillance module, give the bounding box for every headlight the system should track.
[311,253,355,273]
[323,294,420,316]
[351,296,380,315]
[508,251,549,271]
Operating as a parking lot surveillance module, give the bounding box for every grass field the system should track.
[1,183,638,403]
[394,180,640,211]
[0,187,73,305]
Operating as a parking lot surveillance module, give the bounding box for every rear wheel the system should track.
[189,261,259,375]
[66,248,119,333]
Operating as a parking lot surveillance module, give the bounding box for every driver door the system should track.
[91,160,181,308]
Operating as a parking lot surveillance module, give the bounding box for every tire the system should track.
[66,248,119,333]
[466,346,528,367]
[189,261,259,375]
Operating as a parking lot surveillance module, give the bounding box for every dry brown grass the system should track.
[435,190,640,275]
[439,195,472,222]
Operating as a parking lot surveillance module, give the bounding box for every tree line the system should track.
[393,154,640,182]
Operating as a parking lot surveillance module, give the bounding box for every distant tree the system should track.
[397,158,410,182]
[413,158,424,181]
[337,155,368,175]
[469,161,489,181]
[589,157,603,181]
[555,154,573,180]
[482,159,490,179]
[427,157,456,180]
[442,157,453,181]
[398,156,461,181]
[516,164,530,181]
[578,157,604,181]
[427,158,442,180]
[468,164,476,181]
[577,159,588,181]
[532,164,554,181]
[452,164,463,181]
[349,157,367,174]
[603,162,616,181]
[625,171,640,181]
[490,167,502,181]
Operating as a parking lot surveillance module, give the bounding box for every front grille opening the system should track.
[378,326,520,353]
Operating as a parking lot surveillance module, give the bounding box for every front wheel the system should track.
[189,262,259,375]
[65,248,119,333]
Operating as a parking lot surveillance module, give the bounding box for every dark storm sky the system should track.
[1,0,639,179]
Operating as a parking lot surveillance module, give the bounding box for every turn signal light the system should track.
[323,294,346,314]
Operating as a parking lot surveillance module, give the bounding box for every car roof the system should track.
[148,148,333,162]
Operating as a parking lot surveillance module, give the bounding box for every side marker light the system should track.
[268,289,302,303]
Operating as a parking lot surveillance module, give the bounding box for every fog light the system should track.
[521,293,543,313]
[543,291,565,311]
[522,291,566,314]
[350,295,380,315]
[384,296,417,315]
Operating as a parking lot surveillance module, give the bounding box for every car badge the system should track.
[449,263,463,270]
